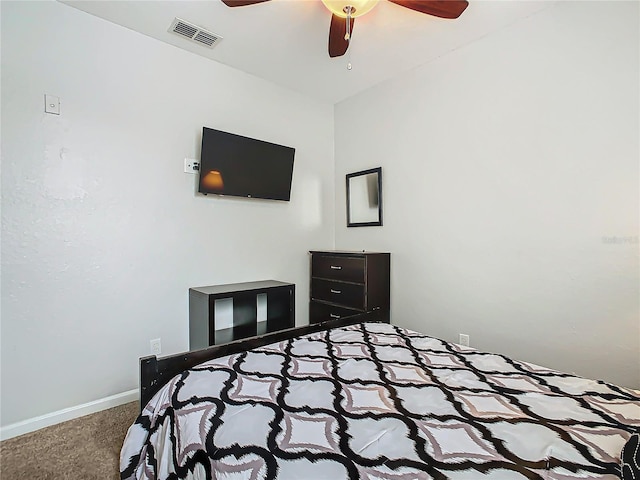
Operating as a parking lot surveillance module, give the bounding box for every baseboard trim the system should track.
[0,389,139,441]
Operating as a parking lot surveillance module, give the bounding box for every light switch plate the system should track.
[45,94,60,115]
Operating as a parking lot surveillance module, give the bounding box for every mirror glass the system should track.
[346,167,382,227]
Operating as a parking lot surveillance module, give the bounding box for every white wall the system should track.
[1,0,335,427]
[335,1,639,388]
[2,0,638,435]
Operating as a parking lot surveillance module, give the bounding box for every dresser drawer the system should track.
[309,301,361,325]
[311,278,364,310]
[311,255,365,283]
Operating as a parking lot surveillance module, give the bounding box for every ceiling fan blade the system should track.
[328,14,355,58]
[221,0,271,6]
[387,0,469,19]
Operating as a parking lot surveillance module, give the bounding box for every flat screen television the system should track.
[198,127,295,201]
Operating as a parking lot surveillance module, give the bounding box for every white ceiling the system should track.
[62,0,554,104]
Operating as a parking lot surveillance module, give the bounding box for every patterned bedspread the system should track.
[120,322,640,480]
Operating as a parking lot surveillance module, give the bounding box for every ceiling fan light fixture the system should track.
[221,0,468,59]
[321,0,379,18]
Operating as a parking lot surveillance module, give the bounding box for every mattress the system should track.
[120,322,640,479]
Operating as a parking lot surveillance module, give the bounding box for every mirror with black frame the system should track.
[346,167,382,227]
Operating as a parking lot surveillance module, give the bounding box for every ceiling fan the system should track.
[221,0,469,58]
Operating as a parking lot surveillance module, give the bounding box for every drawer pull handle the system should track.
[330,314,340,319]
[330,265,342,270]
[330,289,342,294]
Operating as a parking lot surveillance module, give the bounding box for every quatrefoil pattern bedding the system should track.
[120,322,640,480]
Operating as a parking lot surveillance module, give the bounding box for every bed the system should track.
[120,318,640,480]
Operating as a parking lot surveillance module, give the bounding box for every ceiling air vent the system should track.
[168,18,222,48]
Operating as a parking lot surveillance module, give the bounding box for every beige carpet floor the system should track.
[0,401,139,480]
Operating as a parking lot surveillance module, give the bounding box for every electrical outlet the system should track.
[184,158,199,174]
[459,334,470,347]
[150,338,161,355]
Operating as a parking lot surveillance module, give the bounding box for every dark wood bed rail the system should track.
[139,312,382,409]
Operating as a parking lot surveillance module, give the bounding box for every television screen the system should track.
[199,127,295,201]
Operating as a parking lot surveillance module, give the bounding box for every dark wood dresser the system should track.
[309,251,390,324]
